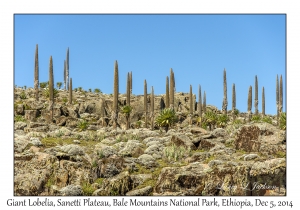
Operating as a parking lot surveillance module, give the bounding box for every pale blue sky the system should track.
[14,14,286,114]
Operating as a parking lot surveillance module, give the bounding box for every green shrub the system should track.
[217,114,229,128]
[62,97,68,103]
[82,181,95,196]
[262,116,272,124]
[40,82,48,88]
[135,120,142,129]
[202,111,217,130]
[94,178,104,185]
[43,87,59,98]
[233,109,240,116]
[94,88,102,93]
[19,91,27,99]
[98,150,104,159]
[14,115,25,122]
[45,176,55,188]
[77,120,89,131]
[251,115,261,123]
[156,108,177,132]
[233,119,243,125]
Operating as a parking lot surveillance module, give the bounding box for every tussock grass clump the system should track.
[82,181,95,196]
[14,115,26,122]
[19,91,27,99]
[262,116,272,124]
[279,112,286,130]
[77,120,89,131]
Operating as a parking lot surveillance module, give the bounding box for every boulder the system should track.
[144,144,164,159]
[244,154,259,161]
[59,185,83,196]
[118,140,144,157]
[137,154,157,168]
[212,128,227,138]
[126,186,153,196]
[14,137,30,153]
[60,144,84,156]
[56,116,67,126]
[15,104,25,115]
[95,143,117,158]
[234,125,261,152]
[24,110,38,121]
[198,139,218,150]
[130,174,152,188]
[170,135,196,150]
[190,127,208,135]
[14,122,27,130]
[98,155,125,178]
[93,171,132,196]
[249,158,286,196]
[154,162,209,195]
[30,137,43,146]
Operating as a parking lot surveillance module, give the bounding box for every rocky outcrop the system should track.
[13,87,286,196]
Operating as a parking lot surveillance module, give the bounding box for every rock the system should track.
[14,137,30,153]
[65,118,79,128]
[124,157,138,172]
[95,143,117,158]
[137,154,157,168]
[144,144,164,159]
[60,144,84,156]
[14,152,57,195]
[249,158,286,196]
[87,125,98,131]
[170,135,196,150]
[212,128,227,138]
[256,123,277,136]
[142,137,161,145]
[118,140,144,157]
[198,139,218,150]
[126,186,153,196]
[56,116,67,126]
[29,146,40,153]
[30,137,43,146]
[93,171,132,196]
[26,100,44,110]
[185,152,211,163]
[154,162,209,195]
[15,104,25,115]
[14,122,27,130]
[145,140,160,147]
[208,160,224,167]
[15,129,26,136]
[209,144,226,152]
[130,174,152,188]
[51,104,62,118]
[24,126,49,133]
[24,110,38,121]
[59,185,83,196]
[73,140,80,144]
[235,125,261,152]
[28,122,47,128]
[190,127,208,135]
[98,155,125,178]
[67,107,79,118]
[60,106,69,116]
[244,154,259,161]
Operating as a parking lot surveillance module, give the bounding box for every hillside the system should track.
[14,87,286,196]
